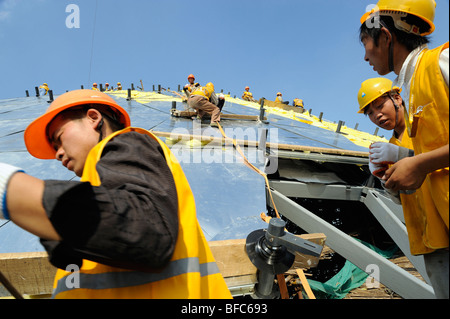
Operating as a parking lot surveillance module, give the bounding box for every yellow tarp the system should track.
[108,90,387,149]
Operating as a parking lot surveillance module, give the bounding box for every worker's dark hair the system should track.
[54,104,125,132]
[359,15,430,51]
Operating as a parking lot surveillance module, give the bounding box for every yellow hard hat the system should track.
[357,78,402,113]
[24,90,130,159]
[43,83,48,86]
[206,82,214,92]
[360,0,436,36]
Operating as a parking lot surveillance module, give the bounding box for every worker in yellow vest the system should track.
[242,86,256,102]
[0,90,231,299]
[357,77,448,258]
[188,82,224,127]
[359,0,448,298]
[293,98,304,108]
[92,83,99,91]
[183,74,201,99]
[39,83,49,96]
[275,92,283,103]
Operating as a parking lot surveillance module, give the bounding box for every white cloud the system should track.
[0,0,19,22]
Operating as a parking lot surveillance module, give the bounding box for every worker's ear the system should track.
[380,27,392,45]
[86,108,103,129]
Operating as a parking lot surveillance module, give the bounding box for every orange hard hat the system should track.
[24,89,130,159]
[245,86,250,90]
[188,74,195,80]
[93,83,97,86]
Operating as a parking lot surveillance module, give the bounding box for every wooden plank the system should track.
[170,110,265,121]
[0,233,325,297]
[0,252,56,296]
[152,130,369,158]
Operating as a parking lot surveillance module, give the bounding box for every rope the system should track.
[216,122,280,219]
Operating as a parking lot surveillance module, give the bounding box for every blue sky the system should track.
[0,0,448,135]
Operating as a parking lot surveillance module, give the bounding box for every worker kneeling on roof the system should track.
[188,82,225,128]
[0,90,231,299]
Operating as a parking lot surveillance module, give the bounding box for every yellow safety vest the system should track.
[390,131,448,254]
[191,86,213,99]
[51,127,232,299]
[407,42,449,251]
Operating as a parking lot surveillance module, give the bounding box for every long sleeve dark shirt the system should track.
[40,131,179,272]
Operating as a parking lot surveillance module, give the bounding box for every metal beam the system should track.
[269,188,435,299]
[361,189,430,284]
[269,180,363,201]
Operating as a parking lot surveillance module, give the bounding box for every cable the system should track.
[216,122,281,220]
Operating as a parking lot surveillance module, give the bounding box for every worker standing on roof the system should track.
[104,83,111,91]
[183,74,200,98]
[0,90,231,299]
[359,0,448,298]
[242,86,256,102]
[39,83,49,96]
[115,82,122,91]
[188,82,224,127]
[92,83,99,91]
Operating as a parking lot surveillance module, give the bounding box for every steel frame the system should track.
[265,153,435,299]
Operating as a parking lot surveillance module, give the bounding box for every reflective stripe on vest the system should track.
[52,258,220,297]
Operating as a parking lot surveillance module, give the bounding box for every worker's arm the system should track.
[6,173,61,241]
[383,144,449,191]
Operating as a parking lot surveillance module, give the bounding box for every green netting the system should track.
[304,241,398,299]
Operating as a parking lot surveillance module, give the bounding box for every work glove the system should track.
[369,142,414,165]
[0,163,24,220]
[369,142,414,177]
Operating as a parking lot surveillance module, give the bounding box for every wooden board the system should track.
[0,233,326,297]
[152,130,369,158]
[170,109,266,121]
[0,252,56,296]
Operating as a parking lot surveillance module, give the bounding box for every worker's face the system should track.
[48,110,101,177]
[188,78,194,84]
[365,94,403,130]
[361,33,390,76]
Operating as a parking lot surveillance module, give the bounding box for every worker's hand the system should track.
[382,156,426,192]
[369,142,400,165]
[218,93,225,100]
[368,159,388,178]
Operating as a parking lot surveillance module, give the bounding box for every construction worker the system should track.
[293,98,304,108]
[187,82,224,127]
[359,0,448,298]
[104,83,111,91]
[183,74,200,98]
[242,86,256,102]
[39,83,49,96]
[115,82,122,91]
[275,92,283,103]
[0,90,231,299]
[92,83,99,91]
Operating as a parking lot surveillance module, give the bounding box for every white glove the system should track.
[369,142,400,165]
[0,163,24,220]
[369,142,414,164]
[368,159,388,178]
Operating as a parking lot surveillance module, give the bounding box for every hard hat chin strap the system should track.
[97,117,104,142]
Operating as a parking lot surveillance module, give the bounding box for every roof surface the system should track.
[0,90,386,253]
